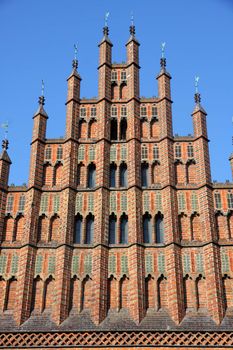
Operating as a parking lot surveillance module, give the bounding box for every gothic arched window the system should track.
[85,214,94,244]
[141,163,149,187]
[109,163,117,188]
[110,119,118,140]
[120,214,128,244]
[155,213,164,243]
[120,118,127,140]
[74,214,82,244]
[87,164,96,188]
[143,214,152,243]
[120,163,128,187]
[109,214,117,244]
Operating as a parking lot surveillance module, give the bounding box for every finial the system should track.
[160,42,166,69]
[72,44,78,70]
[194,76,201,104]
[130,12,135,36]
[2,139,9,151]
[39,80,45,106]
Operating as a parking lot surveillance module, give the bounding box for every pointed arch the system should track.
[87,163,96,188]
[49,215,60,241]
[155,212,164,243]
[43,276,55,311]
[2,215,14,242]
[145,275,155,309]
[0,277,6,311]
[216,212,227,240]
[223,275,233,310]
[152,162,160,184]
[183,275,194,311]
[196,275,207,310]
[191,213,202,241]
[120,118,127,140]
[31,276,43,313]
[151,118,159,138]
[69,276,80,311]
[178,213,190,241]
[107,275,118,311]
[111,82,118,100]
[5,277,17,311]
[85,214,94,244]
[43,163,53,186]
[227,211,233,239]
[175,160,185,184]
[81,275,92,311]
[53,163,63,186]
[186,160,196,184]
[79,119,87,139]
[141,119,149,139]
[88,119,97,139]
[143,213,152,243]
[74,214,83,244]
[37,214,49,242]
[120,82,127,99]
[109,163,117,188]
[119,275,129,309]
[141,162,149,187]
[77,163,85,187]
[110,118,118,140]
[14,214,25,242]
[157,275,168,310]
[119,163,128,187]
[120,214,128,244]
[109,213,117,244]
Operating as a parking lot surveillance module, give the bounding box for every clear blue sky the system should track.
[0,0,233,184]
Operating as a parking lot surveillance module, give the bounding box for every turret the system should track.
[28,90,48,188]
[0,139,11,189]
[192,92,208,138]
[125,18,140,99]
[65,50,81,140]
[156,45,173,138]
[98,18,112,100]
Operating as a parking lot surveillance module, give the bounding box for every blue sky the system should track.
[0,0,233,184]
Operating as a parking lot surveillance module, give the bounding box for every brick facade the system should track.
[0,24,233,348]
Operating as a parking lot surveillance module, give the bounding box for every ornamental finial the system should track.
[2,138,9,150]
[0,121,9,141]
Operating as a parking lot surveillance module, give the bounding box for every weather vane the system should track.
[105,12,110,27]
[195,76,200,93]
[161,42,166,58]
[1,121,9,140]
[74,44,78,60]
[41,80,45,97]
[131,11,134,26]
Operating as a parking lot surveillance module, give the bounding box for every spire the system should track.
[192,76,207,115]
[0,137,11,163]
[34,80,48,118]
